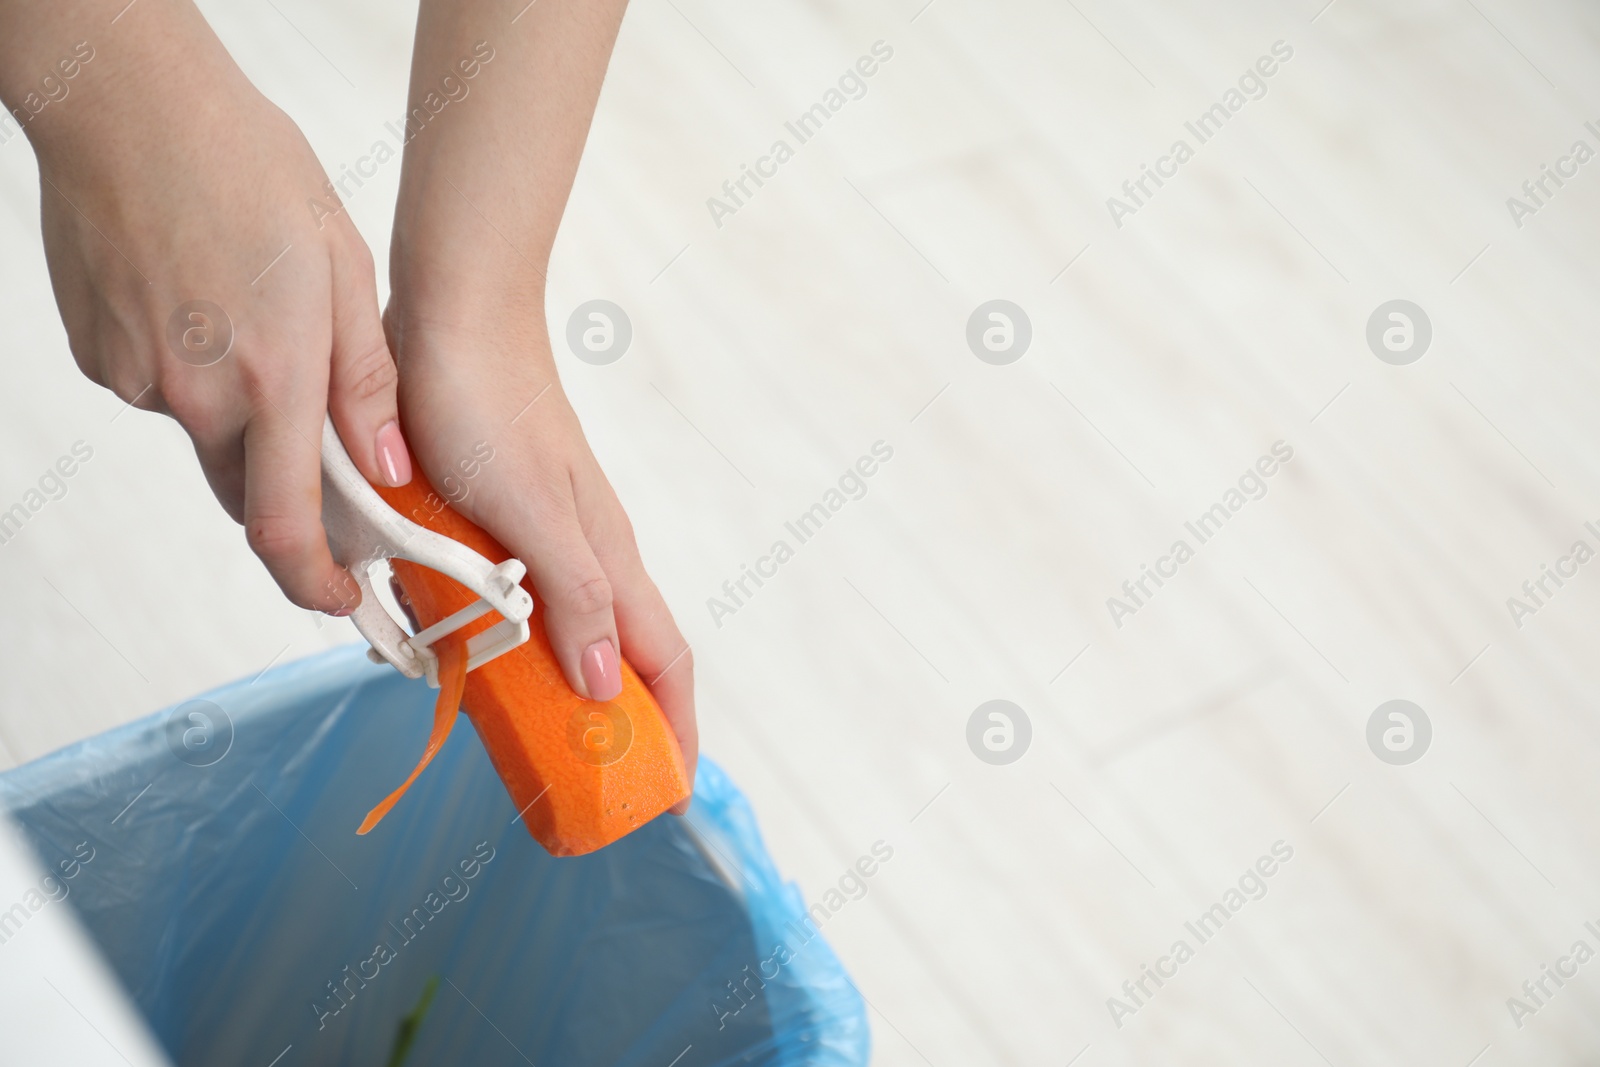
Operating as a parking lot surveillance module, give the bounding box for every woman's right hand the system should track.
[10,0,411,613]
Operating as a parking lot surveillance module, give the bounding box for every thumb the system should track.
[327,247,410,487]
[503,497,624,703]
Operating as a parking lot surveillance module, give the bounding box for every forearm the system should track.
[0,0,106,124]
[0,0,254,174]
[388,0,629,337]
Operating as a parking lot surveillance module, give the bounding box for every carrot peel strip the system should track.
[357,638,468,835]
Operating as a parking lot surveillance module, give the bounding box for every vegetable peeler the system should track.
[318,416,533,688]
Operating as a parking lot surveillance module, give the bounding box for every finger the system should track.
[614,572,697,814]
[190,432,246,523]
[242,400,358,613]
[499,484,622,703]
[326,242,409,488]
[177,380,253,524]
[582,495,698,812]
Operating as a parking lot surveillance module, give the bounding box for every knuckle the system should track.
[342,235,377,278]
[245,513,316,567]
[71,345,106,388]
[234,355,279,397]
[110,373,154,409]
[612,511,639,551]
[340,343,398,405]
[560,574,613,618]
[161,383,213,432]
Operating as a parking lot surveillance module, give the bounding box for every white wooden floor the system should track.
[5,0,1600,1063]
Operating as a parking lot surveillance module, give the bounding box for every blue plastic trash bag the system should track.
[0,646,869,1066]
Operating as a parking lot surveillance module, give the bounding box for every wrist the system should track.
[383,287,555,374]
[23,15,261,185]
[388,256,549,334]
[388,214,551,359]
[388,131,555,312]
[390,236,551,317]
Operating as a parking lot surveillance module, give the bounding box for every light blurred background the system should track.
[5,0,1600,1062]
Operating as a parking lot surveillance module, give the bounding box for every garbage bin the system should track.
[0,646,868,1066]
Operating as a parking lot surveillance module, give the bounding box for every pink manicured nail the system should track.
[375,420,412,487]
[581,640,622,701]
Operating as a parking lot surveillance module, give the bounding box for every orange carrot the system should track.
[357,636,467,836]
[370,476,690,857]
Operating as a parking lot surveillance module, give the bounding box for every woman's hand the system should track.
[383,307,697,809]
[14,1,410,613]
[383,0,693,803]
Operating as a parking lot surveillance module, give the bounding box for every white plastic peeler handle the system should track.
[319,417,533,687]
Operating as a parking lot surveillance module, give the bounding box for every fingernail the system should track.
[375,420,412,487]
[580,640,622,702]
[327,605,354,618]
